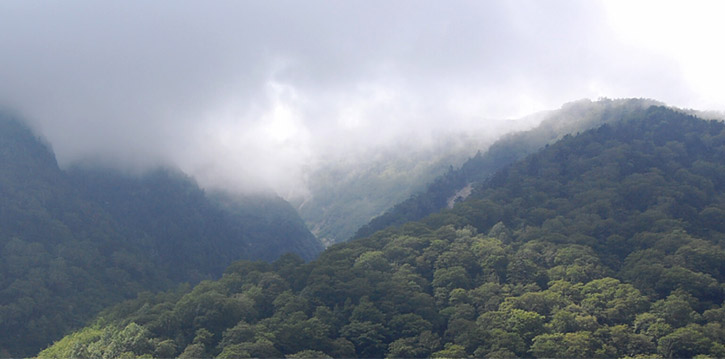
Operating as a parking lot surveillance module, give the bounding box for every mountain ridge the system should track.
[353,98,664,240]
[39,105,725,358]
[0,114,322,357]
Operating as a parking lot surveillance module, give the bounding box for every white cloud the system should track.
[603,0,725,110]
[0,0,721,197]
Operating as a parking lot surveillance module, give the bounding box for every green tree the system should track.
[657,325,711,358]
[341,321,388,358]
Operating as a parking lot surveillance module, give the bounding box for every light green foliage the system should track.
[432,343,468,358]
[579,278,649,325]
[37,327,104,359]
[38,323,151,359]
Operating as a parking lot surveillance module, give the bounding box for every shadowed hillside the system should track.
[0,114,322,357]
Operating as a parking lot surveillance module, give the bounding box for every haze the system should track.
[1,0,723,197]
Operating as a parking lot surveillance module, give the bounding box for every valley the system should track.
[13,102,725,358]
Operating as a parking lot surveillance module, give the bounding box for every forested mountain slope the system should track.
[68,168,322,277]
[41,106,725,358]
[0,115,322,357]
[294,133,507,246]
[353,98,661,240]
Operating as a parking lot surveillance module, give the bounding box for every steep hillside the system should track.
[353,98,662,239]
[294,135,500,246]
[41,106,725,358]
[0,114,322,357]
[68,168,321,276]
[293,112,542,247]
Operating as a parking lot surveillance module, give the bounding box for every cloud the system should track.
[0,0,718,196]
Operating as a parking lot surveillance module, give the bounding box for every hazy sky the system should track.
[1,1,723,196]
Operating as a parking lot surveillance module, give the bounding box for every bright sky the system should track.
[603,0,725,111]
[0,0,722,196]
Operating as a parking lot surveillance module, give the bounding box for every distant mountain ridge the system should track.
[294,135,498,246]
[0,114,322,357]
[353,98,663,239]
[292,109,542,247]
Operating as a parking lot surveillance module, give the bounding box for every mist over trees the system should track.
[354,98,662,240]
[293,132,502,246]
[300,98,662,246]
[39,106,725,358]
[2,1,725,357]
[0,114,321,357]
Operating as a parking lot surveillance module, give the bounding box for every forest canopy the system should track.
[40,106,725,358]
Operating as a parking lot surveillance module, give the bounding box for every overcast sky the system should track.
[1,0,723,196]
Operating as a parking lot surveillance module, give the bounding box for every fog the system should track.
[1,0,723,197]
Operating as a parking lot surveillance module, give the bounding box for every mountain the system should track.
[292,108,544,247]
[0,114,322,357]
[353,98,662,240]
[292,133,504,246]
[67,167,322,278]
[40,105,725,358]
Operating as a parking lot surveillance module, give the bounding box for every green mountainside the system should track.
[0,115,322,357]
[353,98,662,240]
[40,106,725,358]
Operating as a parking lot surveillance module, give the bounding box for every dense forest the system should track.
[0,115,322,357]
[40,106,725,358]
[353,98,662,240]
